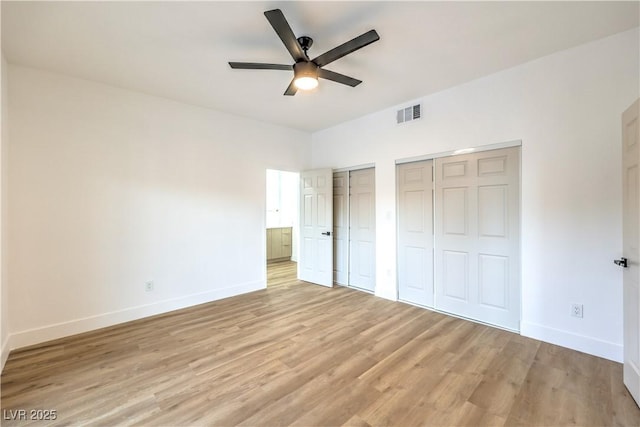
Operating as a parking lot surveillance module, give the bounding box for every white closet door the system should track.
[434,147,520,330]
[622,99,640,405]
[299,169,333,287]
[397,160,434,307]
[349,168,376,292]
[333,171,349,285]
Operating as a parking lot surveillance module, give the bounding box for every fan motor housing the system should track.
[294,61,319,79]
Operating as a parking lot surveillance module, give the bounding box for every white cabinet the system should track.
[267,227,292,261]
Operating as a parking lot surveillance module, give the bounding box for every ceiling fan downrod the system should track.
[297,36,313,58]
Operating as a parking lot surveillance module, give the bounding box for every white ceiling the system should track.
[2,1,638,132]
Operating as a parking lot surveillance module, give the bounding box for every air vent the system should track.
[396,103,422,124]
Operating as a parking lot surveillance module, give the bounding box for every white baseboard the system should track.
[521,321,623,363]
[1,334,9,372]
[5,280,265,355]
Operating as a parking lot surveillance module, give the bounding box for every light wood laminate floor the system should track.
[2,261,639,426]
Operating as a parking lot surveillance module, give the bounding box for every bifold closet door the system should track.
[434,147,520,331]
[397,160,434,307]
[349,168,376,291]
[333,172,349,285]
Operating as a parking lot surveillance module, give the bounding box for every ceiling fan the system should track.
[229,9,380,96]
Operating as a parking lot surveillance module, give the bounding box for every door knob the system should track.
[614,257,628,268]
[321,231,331,236]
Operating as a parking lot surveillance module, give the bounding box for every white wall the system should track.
[6,65,311,350]
[312,28,639,362]
[1,53,9,370]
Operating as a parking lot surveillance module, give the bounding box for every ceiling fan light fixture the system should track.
[293,61,319,91]
[294,76,318,90]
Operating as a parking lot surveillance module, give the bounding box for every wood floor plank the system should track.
[436,401,507,427]
[1,260,639,426]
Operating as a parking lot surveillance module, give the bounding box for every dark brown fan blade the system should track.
[229,62,292,70]
[312,30,379,67]
[284,78,298,96]
[318,68,362,87]
[264,9,306,62]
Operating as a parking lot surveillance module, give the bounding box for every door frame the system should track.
[394,140,522,332]
[395,140,522,166]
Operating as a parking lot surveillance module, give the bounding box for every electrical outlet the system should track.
[145,281,154,292]
[571,303,583,318]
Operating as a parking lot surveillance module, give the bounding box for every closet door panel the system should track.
[349,168,376,292]
[397,160,434,307]
[434,147,520,331]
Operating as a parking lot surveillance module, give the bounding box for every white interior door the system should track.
[299,169,333,287]
[349,168,376,292]
[622,99,640,406]
[333,171,349,285]
[434,146,520,331]
[397,160,434,307]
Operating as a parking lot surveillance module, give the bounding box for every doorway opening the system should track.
[266,169,299,286]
